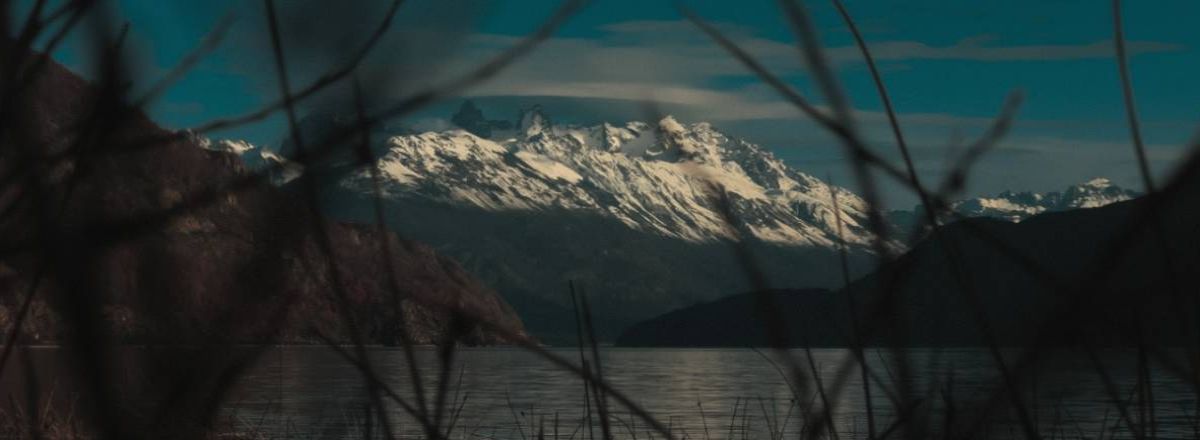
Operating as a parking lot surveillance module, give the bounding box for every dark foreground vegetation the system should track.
[1,0,1198,439]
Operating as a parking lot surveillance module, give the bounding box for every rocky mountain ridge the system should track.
[337,101,885,250]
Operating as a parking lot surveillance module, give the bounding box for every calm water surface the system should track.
[4,347,1197,439]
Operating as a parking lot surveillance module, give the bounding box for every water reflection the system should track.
[2,347,1196,439]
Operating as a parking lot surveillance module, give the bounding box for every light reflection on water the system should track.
[3,347,1196,439]
[224,347,1195,439]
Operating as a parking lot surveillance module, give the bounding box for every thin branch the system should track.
[830,0,936,234]
[1112,0,1155,193]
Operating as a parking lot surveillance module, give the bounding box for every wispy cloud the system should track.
[465,78,1003,127]
[595,19,1183,64]
[409,19,1183,126]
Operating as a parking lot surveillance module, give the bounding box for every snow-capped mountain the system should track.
[889,177,1141,234]
[948,178,1140,223]
[340,103,883,250]
[194,134,305,185]
[198,102,888,341]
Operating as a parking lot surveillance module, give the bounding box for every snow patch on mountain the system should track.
[202,138,255,155]
[515,151,583,184]
[189,131,303,186]
[258,150,305,185]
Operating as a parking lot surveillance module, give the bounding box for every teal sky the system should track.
[17,0,1200,207]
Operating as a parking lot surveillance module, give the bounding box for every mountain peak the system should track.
[451,100,511,138]
[656,115,684,132]
[450,100,488,137]
[651,115,725,164]
[1059,177,1138,209]
[1082,177,1113,188]
[516,105,550,138]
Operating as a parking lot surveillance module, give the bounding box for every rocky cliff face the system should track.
[0,46,526,346]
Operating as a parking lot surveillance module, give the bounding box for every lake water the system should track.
[3,347,1197,439]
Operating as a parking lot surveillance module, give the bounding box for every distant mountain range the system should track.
[889,178,1140,234]
[955,178,1139,220]
[216,101,1153,344]
[216,101,886,342]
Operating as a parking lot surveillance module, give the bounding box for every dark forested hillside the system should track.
[0,45,527,346]
[618,174,1200,347]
